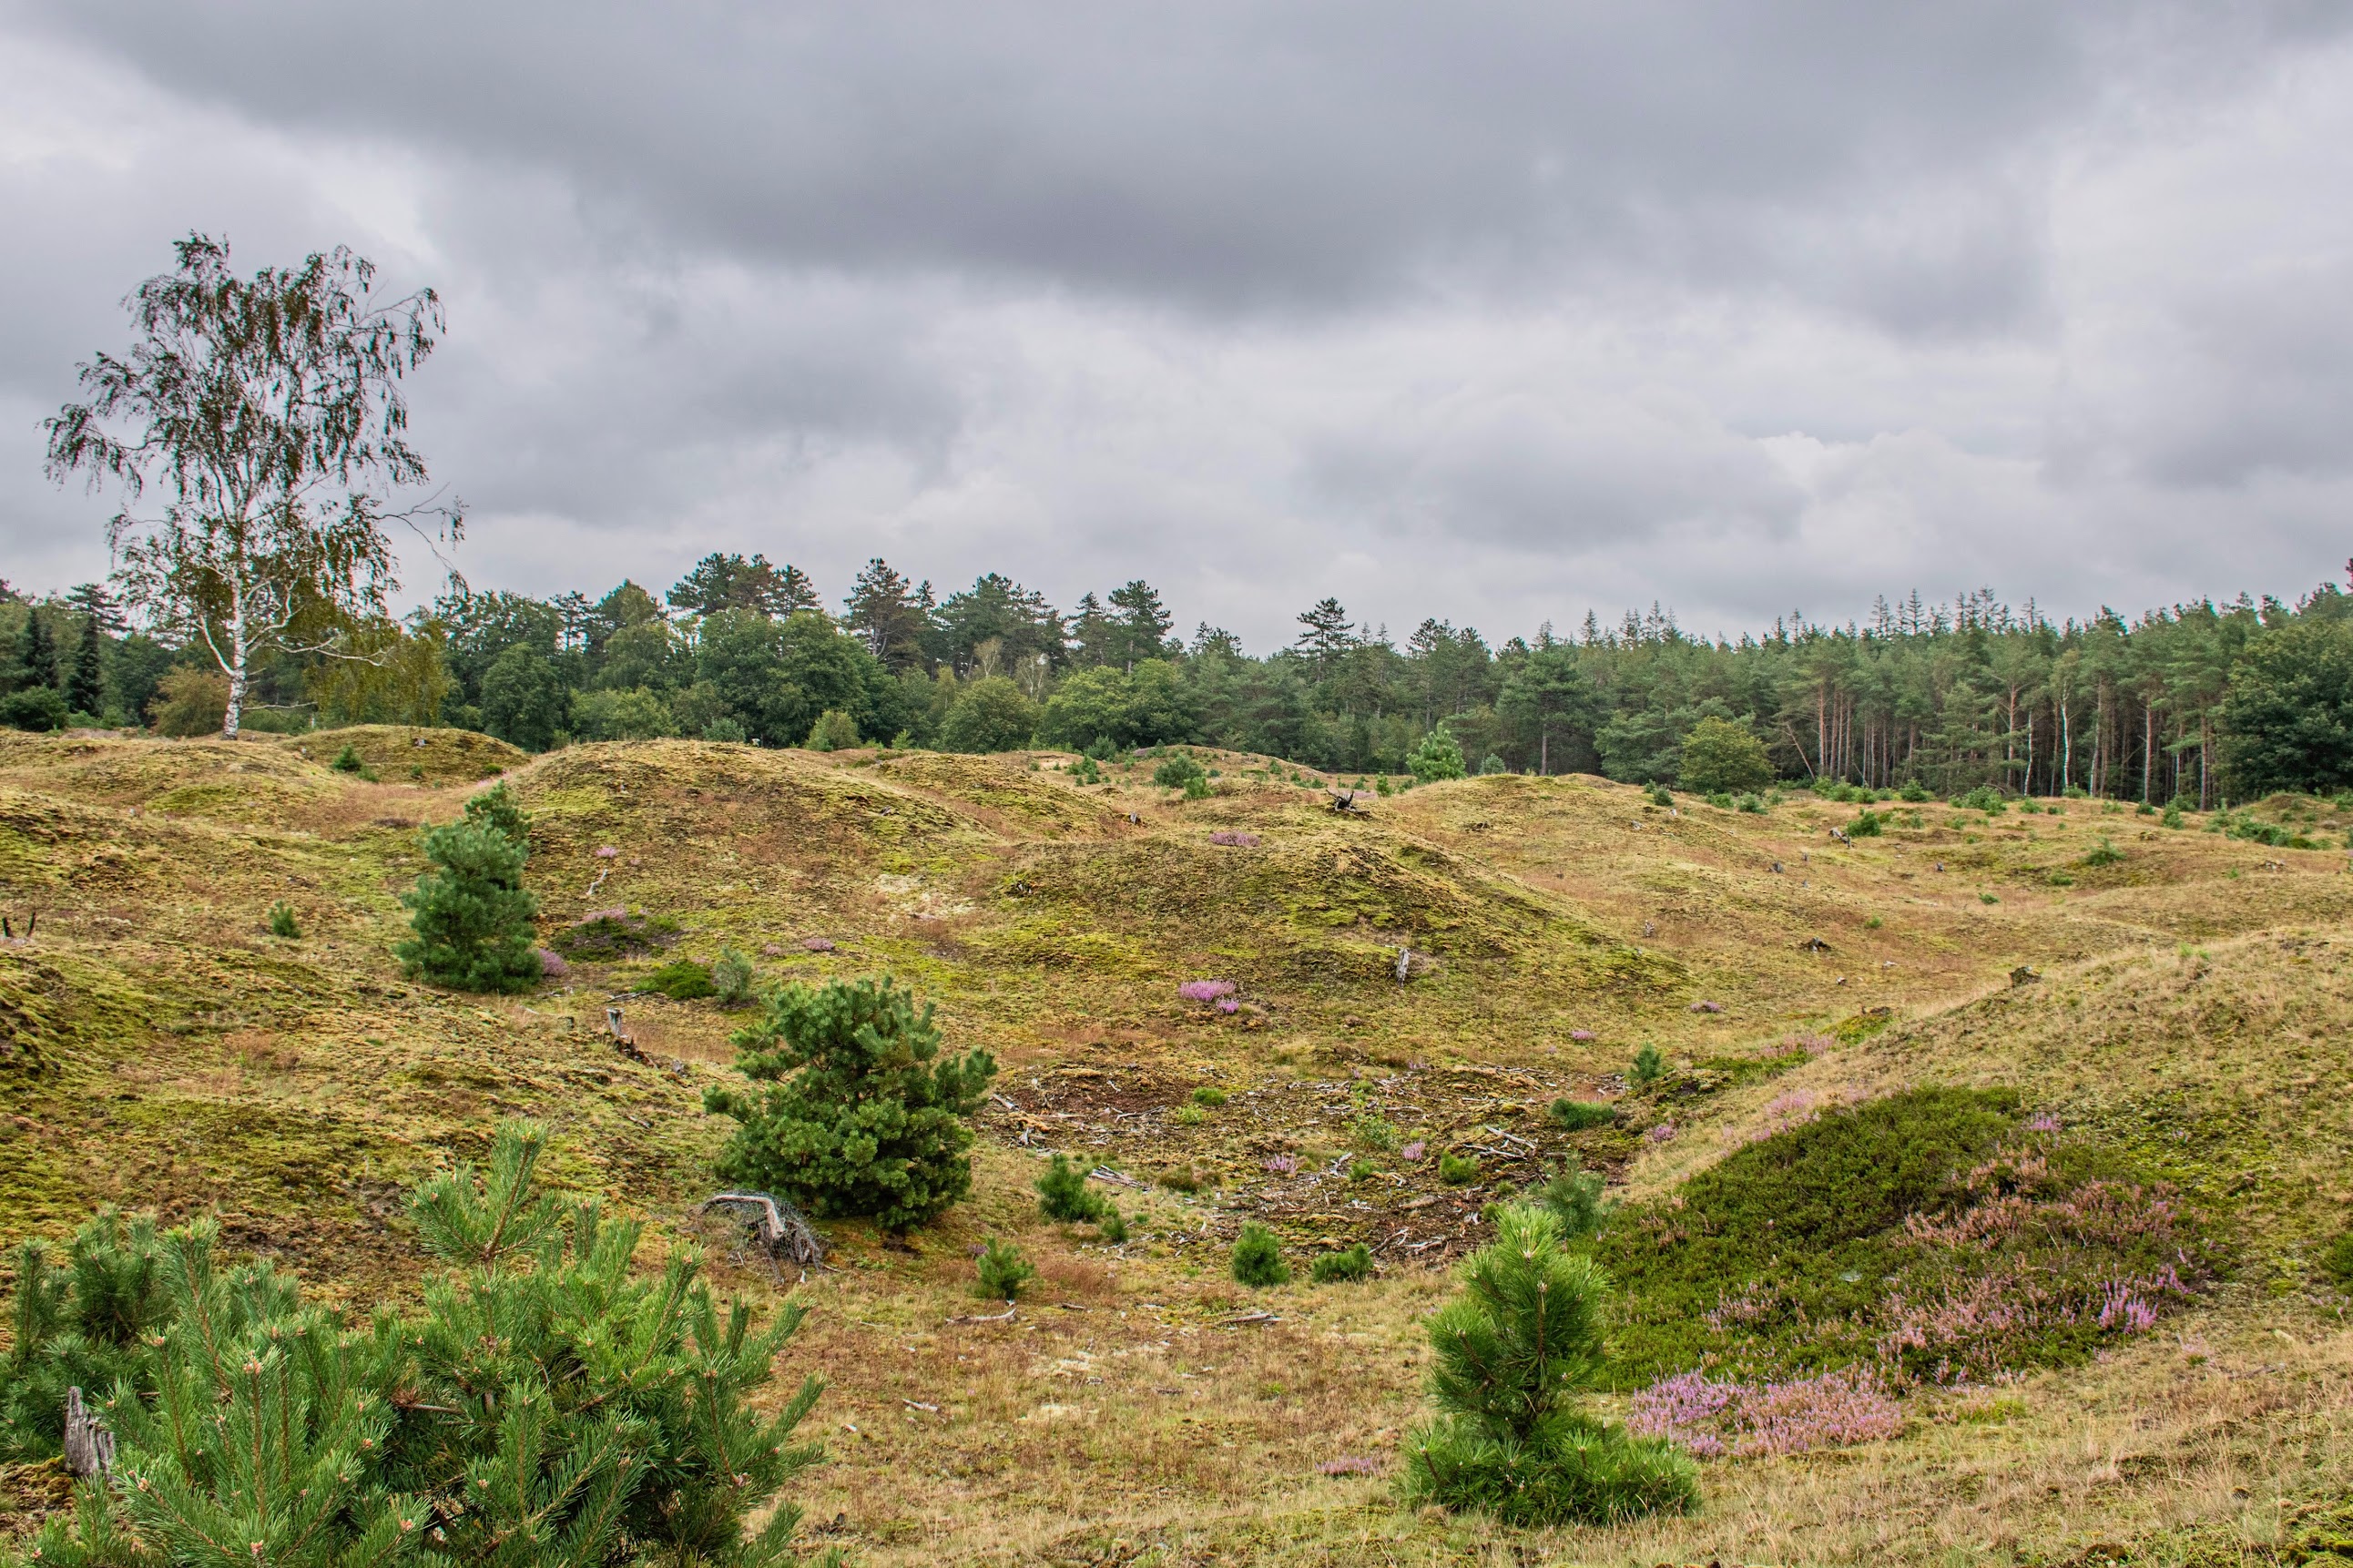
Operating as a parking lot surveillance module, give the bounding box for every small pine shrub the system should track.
[1401,1206,1698,1525]
[976,1237,1035,1301]
[1737,792,1767,814]
[1530,1164,1609,1239]
[266,900,301,939]
[1037,1152,1108,1222]
[1350,1158,1379,1183]
[330,740,365,772]
[2136,801,2156,815]
[1706,791,1734,809]
[1191,1085,1228,1107]
[1479,753,1506,776]
[1646,784,1674,808]
[2081,839,2125,868]
[1549,1098,1617,1132]
[1900,780,1932,802]
[1955,785,2005,814]
[463,779,529,847]
[1629,1044,1667,1089]
[1352,1114,1401,1151]
[1312,1243,1373,1284]
[1232,1222,1289,1287]
[802,708,861,750]
[1849,809,1884,837]
[394,816,543,994]
[1438,1152,1480,1186]
[705,974,996,1231]
[1098,1210,1129,1245]
[647,958,718,1000]
[1980,891,2000,904]
[1154,753,1207,790]
[712,943,758,1006]
[1174,1104,1207,1126]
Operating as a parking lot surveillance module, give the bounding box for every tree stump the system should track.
[62,1387,114,1479]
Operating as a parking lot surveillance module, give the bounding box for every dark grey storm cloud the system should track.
[4,1,2352,646]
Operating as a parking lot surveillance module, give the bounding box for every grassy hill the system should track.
[2,729,2349,1566]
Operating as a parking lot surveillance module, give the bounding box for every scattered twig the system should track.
[902,1400,940,1412]
[1088,1166,1145,1188]
[944,1305,1019,1326]
[1218,1310,1280,1328]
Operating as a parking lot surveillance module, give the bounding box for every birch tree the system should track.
[44,234,460,738]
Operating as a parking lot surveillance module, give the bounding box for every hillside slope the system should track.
[2,730,2348,1565]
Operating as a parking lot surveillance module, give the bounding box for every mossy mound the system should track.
[280,725,526,784]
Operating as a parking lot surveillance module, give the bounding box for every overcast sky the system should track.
[4,3,2350,651]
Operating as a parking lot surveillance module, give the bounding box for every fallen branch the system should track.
[1088,1166,1145,1188]
[699,1192,825,1270]
[1218,1310,1280,1328]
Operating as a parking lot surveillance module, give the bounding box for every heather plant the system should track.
[1590,1089,2209,1389]
[1401,1205,1698,1525]
[1549,1098,1616,1132]
[1037,1153,1108,1223]
[1231,1223,1289,1287]
[975,1238,1035,1301]
[1312,1244,1372,1284]
[705,974,996,1231]
[266,899,300,939]
[1626,1367,1901,1459]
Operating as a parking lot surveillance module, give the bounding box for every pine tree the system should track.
[65,613,105,716]
[394,813,542,993]
[18,611,57,689]
[1293,597,1355,672]
[704,975,996,1231]
[1401,1205,1696,1525]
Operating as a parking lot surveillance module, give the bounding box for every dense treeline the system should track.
[9,555,2353,803]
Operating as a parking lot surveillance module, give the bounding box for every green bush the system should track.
[1401,1206,1698,1525]
[1352,1114,1401,1151]
[976,1238,1035,1301]
[0,687,68,733]
[550,907,677,961]
[0,1209,170,1460]
[1438,1153,1480,1186]
[1410,728,1468,782]
[1954,785,2005,814]
[1311,1244,1372,1284]
[803,708,861,751]
[1549,1098,1617,1132]
[1037,1152,1108,1222]
[1479,753,1507,776]
[712,944,757,1006]
[1849,809,1884,837]
[939,677,1038,754]
[2081,838,2125,868]
[1097,1211,1129,1245]
[1183,771,1212,799]
[704,975,997,1231]
[1529,1163,1610,1239]
[1190,1085,1227,1107]
[1231,1223,1289,1287]
[647,958,718,1000]
[1737,792,1767,814]
[1645,783,1674,808]
[1153,752,1207,790]
[393,814,543,994]
[1900,780,1932,802]
[1629,1044,1666,1089]
[4,1124,831,1568]
[266,900,300,939]
[1676,716,1774,795]
[463,779,528,847]
[330,740,366,772]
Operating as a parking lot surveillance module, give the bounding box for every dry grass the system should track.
[3,730,2351,1563]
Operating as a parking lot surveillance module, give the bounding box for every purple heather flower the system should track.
[1178,979,1238,1003]
[802,936,838,952]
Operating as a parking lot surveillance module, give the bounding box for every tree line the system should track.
[11,555,2353,803]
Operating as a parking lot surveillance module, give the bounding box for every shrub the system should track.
[1645,783,1675,808]
[1439,1153,1480,1186]
[1312,1244,1373,1284]
[1154,752,1207,790]
[147,667,229,737]
[1183,771,1212,799]
[1737,792,1767,814]
[939,677,1038,754]
[1350,1158,1379,1182]
[1352,1114,1401,1151]
[1954,785,2005,814]
[713,943,758,1006]
[1174,1104,1206,1125]
[1550,1098,1617,1132]
[705,974,997,1231]
[1156,1166,1201,1193]
[331,739,366,772]
[1900,780,1932,802]
[976,1238,1036,1301]
[1706,790,1734,809]
[266,900,300,939]
[0,687,68,733]
[1531,1162,1610,1238]
[1676,716,1774,795]
[3,1123,831,1566]
[647,957,718,1000]
[551,906,678,960]
[1629,1044,1667,1089]
[1401,1206,1699,1525]
[1849,809,1884,837]
[1097,1210,1129,1245]
[1037,1152,1108,1222]
[1410,727,1467,782]
[803,707,861,751]
[2081,839,2125,867]
[704,716,749,744]
[463,778,528,845]
[1190,1084,1228,1106]
[1179,978,1238,1003]
[394,816,543,993]
[1232,1223,1289,1287]
[1479,753,1507,776]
